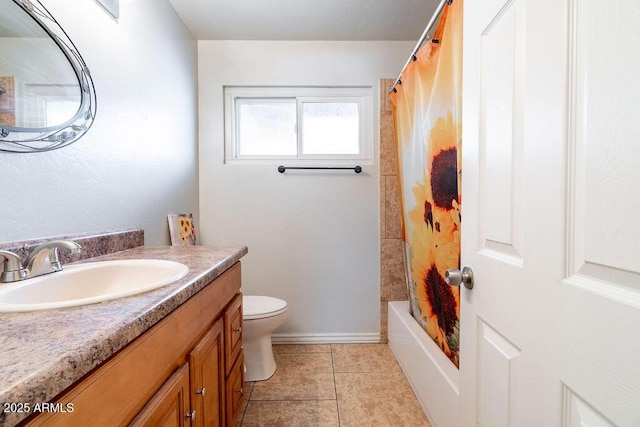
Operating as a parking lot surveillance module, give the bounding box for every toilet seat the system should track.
[243,295,287,320]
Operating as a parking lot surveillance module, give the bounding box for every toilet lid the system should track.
[243,295,287,320]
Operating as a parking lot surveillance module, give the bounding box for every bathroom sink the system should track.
[0,259,189,312]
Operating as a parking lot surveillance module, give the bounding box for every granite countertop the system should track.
[0,245,248,427]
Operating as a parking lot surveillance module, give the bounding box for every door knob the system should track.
[445,266,474,290]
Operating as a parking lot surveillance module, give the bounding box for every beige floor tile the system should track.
[240,400,339,427]
[331,344,401,373]
[335,372,430,426]
[250,353,336,400]
[274,344,332,354]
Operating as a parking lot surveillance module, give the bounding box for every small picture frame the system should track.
[93,0,119,21]
[168,213,197,246]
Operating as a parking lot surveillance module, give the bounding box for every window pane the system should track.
[237,99,296,156]
[302,102,360,155]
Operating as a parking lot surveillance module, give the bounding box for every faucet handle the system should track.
[0,250,28,283]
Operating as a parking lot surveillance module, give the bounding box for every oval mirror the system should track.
[0,0,96,153]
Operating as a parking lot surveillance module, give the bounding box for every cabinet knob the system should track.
[196,387,206,397]
[185,409,196,420]
[234,387,244,395]
[235,326,242,334]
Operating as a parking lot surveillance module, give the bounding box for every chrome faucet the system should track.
[0,240,82,283]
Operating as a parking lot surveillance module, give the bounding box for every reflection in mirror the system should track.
[0,0,96,153]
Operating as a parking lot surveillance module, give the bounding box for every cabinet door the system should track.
[189,318,225,427]
[224,293,243,375]
[130,363,191,427]
[225,353,245,427]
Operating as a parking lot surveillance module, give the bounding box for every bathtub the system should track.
[387,301,460,427]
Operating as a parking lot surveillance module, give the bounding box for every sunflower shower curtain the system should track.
[389,0,463,368]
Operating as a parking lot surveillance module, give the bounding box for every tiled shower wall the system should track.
[380,79,408,342]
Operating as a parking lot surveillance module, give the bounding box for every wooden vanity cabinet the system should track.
[188,318,225,427]
[223,294,245,423]
[129,363,191,427]
[23,262,244,427]
[225,353,245,423]
[224,294,243,376]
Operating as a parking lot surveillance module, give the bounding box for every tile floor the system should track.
[236,343,430,426]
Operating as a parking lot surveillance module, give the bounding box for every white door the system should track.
[460,0,640,425]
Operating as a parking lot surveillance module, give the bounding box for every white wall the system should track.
[198,41,412,339]
[0,0,198,245]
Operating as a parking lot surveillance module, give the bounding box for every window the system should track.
[224,86,372,163]
[236,98,297,156]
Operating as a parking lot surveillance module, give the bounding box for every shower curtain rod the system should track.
[389,0,451,94]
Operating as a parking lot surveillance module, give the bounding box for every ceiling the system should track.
[168,0,441,41]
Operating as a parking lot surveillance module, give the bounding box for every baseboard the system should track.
[272,332,381,344]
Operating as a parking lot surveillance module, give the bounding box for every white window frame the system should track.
[224,86,373,165]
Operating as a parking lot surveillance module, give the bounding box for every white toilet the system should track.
[242,295,288,381]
